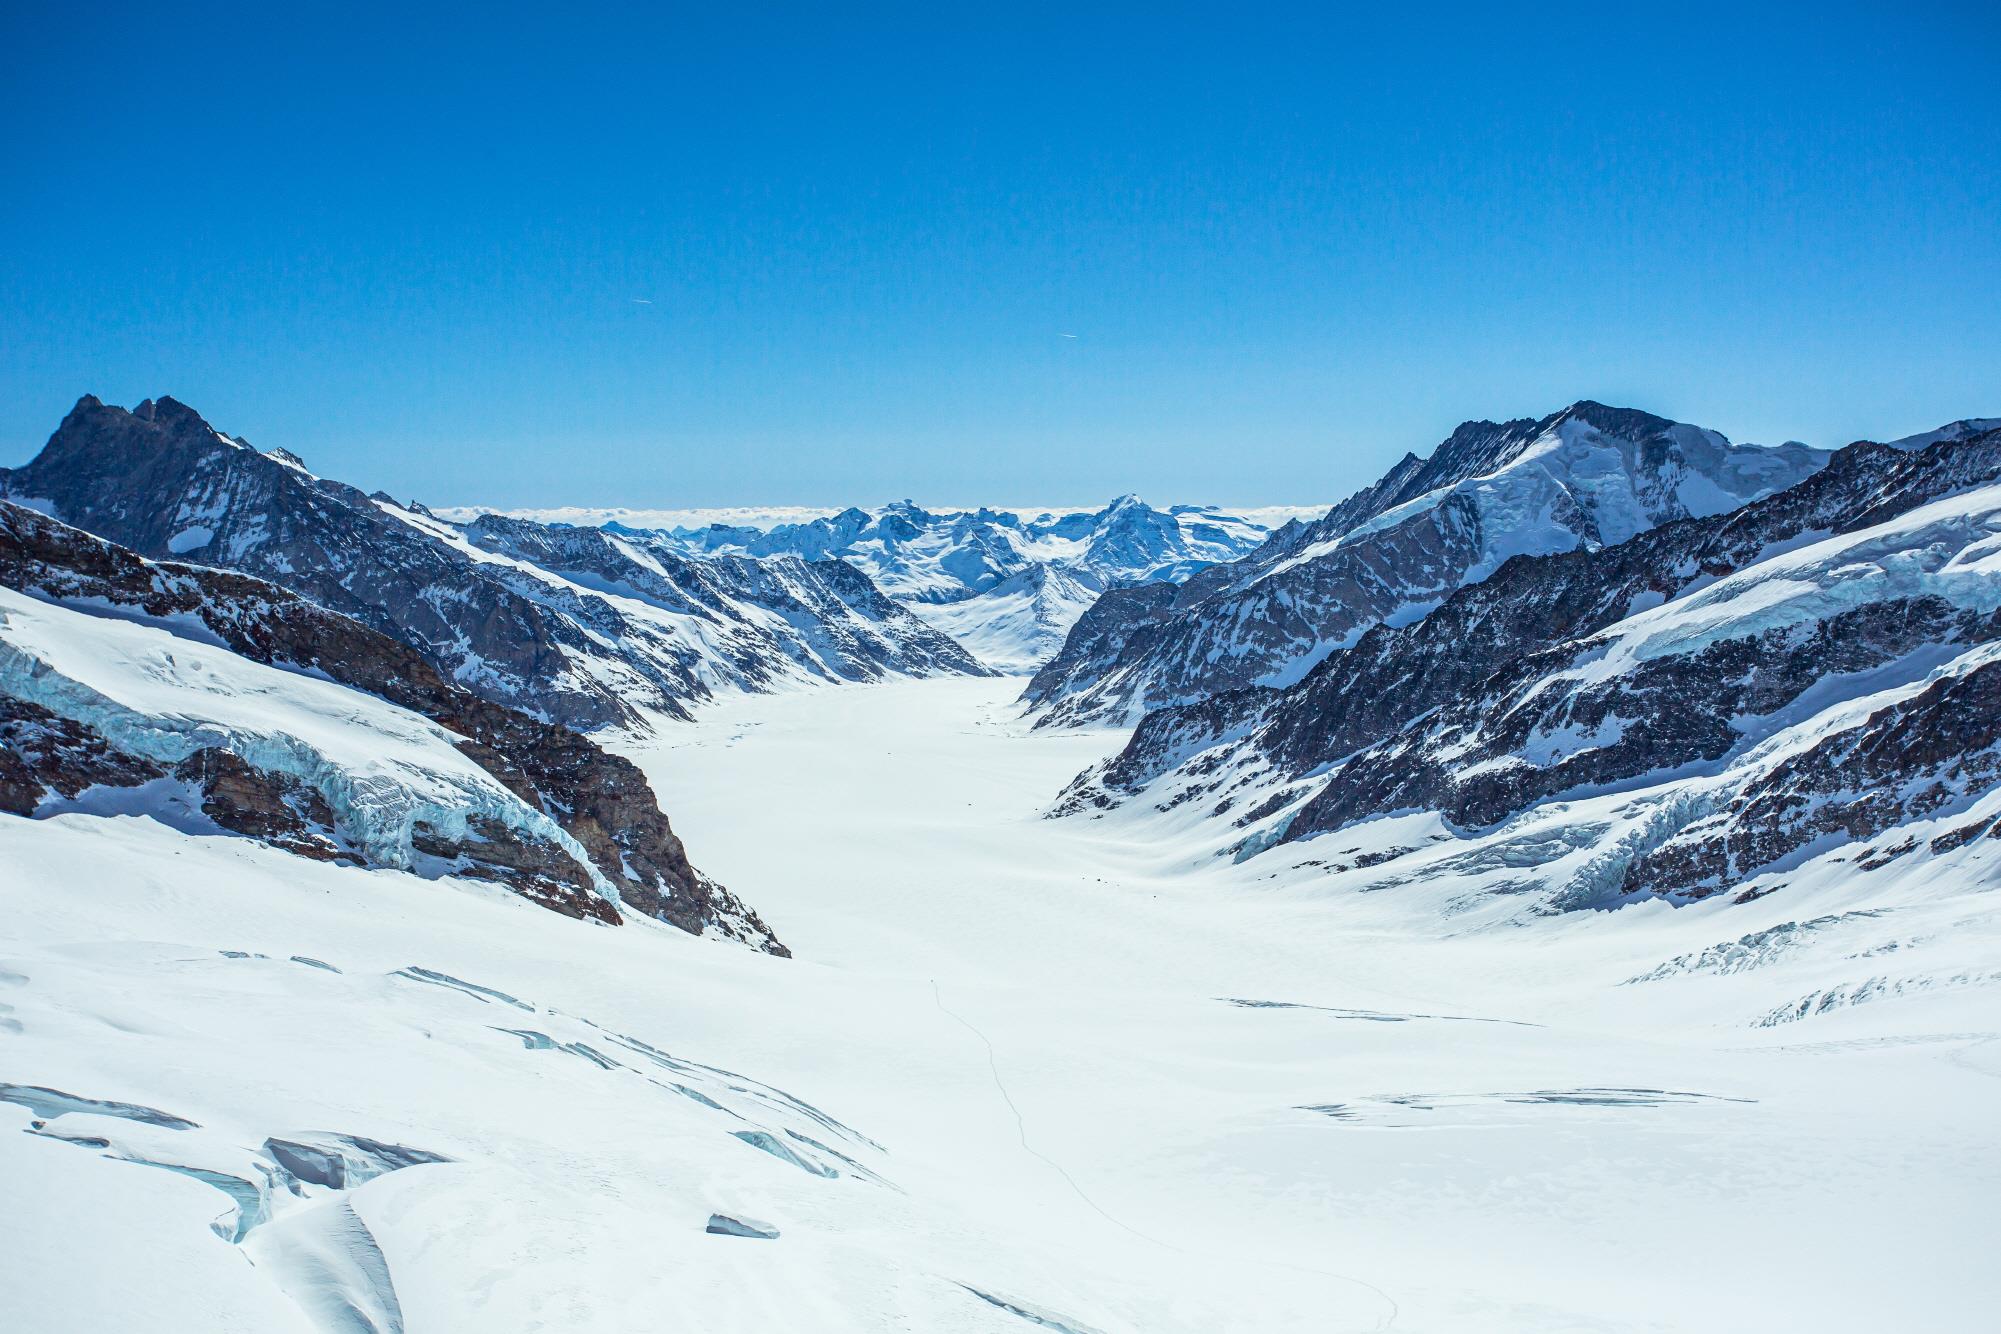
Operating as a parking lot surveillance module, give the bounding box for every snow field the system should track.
[2,677,1997,1331]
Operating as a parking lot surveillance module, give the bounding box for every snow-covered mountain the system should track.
[0,498,782,951]
[1026,402,1829,725]
[0,397,987,731]
[651,496,1280,599]
[897,564,1104,674]
[622,496,1309,671]
[7,399,2001,1333]
[1056,419,2001,921]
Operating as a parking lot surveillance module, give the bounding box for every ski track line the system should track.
[929,980,1401,1332]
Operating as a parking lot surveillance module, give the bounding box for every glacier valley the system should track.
[4,675,1996,1332]
[3,398,1999,1333]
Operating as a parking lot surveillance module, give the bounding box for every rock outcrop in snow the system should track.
[1026,402,1829,725]
[0,396,987,730]
[0,500,785,952]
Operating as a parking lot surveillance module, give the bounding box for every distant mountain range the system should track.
[448,497,1325,672]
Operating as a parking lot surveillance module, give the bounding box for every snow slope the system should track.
[903,565,1105,673]
[6,677,1998,1332]
[1548,482,2001,684]
[0,585,604,889]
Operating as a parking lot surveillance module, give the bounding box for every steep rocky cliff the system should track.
[1,395,986,731]
[0,499,785,952]
[1027,402,1826,725]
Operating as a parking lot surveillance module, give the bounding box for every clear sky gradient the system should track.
[4,2,1997,509]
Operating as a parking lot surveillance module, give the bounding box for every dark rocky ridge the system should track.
[1026,401,1825,726]
[0,499,785,952]
[3,395,635,728]
[1063,422,2001,905]
[1295,595,1998,843]
[1621,653,2001,898]
[1279,425,2001,856]
[0,396,984,731]
[1,696,167,815]
[460,514,986,684]
[1092,426,2001,801]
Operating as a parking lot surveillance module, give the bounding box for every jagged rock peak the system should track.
[1,394,991,729]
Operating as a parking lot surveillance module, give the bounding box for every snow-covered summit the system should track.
[443,495,1315,673]
[1057,418,2001,924]
[654,494,1290,604]
[899,563,1105,674]
[1027,401,1830,726]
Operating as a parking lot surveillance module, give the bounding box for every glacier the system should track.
[4,676,2000,1331]
[0,586,614,899]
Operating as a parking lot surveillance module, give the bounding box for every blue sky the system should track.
[3,2,1997,509]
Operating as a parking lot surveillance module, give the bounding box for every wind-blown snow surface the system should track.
[5,679,1999,1331]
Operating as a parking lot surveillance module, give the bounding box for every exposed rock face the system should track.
[0,696,164,815]
[2,395,627,728]
[0,499,784,952]
[1277,427,2001,855]
[407,811,604,916]
[1622,653,2001,898]
[1025,583,1187,710]
[1293,596,1997,841]
[1060,421,2001,907]
[1026,402,1827,725]
[0,396,983,730]
[1078,425,2001,805]
[460,514,985,686]
[175,749,344,863]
